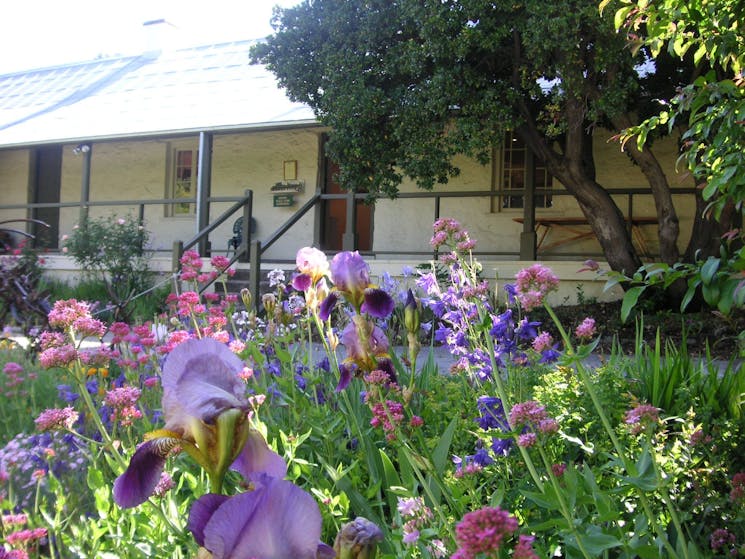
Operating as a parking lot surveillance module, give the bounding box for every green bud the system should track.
[240,287,252,310]
[403,289,420,334]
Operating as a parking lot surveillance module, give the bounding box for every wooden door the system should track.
[321,159,372,252]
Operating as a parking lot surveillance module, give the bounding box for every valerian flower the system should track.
[113,338,285,508]
[188,474,335,559]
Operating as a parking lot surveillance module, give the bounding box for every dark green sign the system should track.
[273,194,295,207]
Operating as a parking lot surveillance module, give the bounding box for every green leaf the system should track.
[621,286,645,323]
[580,526,623,555]
[432,416,458,476]
[622,449,658,491]
[700,257,720,285]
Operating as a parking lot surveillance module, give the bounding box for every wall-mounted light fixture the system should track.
[73,143,91,155]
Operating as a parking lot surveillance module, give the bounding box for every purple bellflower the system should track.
[113,338,285,508]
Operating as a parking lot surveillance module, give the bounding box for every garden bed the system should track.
[535,301,745,361]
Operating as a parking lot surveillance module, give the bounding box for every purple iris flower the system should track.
[114,338,286,508]
[188,474,335,559]
[326,251,394,317]
[330,251,370,298]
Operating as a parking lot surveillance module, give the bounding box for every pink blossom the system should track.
[517,433,537,448]
[730,472,745,504]
[514,264,559,311]
[34,407,79,431]
[39,345,77,368]
[513,535,539,559]
[1,514,28,526]
[575,317,596,339]
[105,386,141,409]
[3,362,23,375]
[551,463,567,477]
[625,403,660,435]
[531,332,553,352]
[210,255,232,272]
[48,299,93,329]
[509,401,548,427]
[5,527,47,545]
[152,472,175,497]
[453,506,518,559]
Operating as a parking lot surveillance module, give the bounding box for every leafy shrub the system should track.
[62,215,154,321]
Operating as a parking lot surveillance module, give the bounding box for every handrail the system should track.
[261,189,322,253]
[172,190,254,293]
[180,191,253,253]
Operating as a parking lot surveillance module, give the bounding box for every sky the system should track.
[1,0,300,74]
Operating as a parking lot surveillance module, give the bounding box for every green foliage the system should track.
[63,214,155,321]
[608,0,745,312]
[252,0,643,197]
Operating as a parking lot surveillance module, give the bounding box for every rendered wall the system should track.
[372,131,696,260]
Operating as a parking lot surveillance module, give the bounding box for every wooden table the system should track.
[513,216,657,256]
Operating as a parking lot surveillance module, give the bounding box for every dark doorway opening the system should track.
[32,146,62,249]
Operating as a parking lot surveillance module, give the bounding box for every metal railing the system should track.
[0,185,697,307]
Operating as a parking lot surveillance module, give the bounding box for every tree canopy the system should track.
[252,0,709,276]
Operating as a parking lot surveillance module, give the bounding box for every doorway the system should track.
[320,158,372,252]
[31,146,62,249]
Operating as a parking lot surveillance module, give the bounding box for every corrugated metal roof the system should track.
[0,41,318,148]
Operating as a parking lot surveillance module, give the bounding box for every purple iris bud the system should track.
[319,292,339,320]
[188,475,327,559]
[361,288,395,318]
[504,283,517,304]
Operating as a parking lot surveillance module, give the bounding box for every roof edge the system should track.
[0,119,324,149]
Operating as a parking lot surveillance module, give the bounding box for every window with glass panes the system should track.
[501,132,552,209]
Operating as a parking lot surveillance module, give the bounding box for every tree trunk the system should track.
[613,114,681,265]
[516,99,642,276]
[683,191,737,261]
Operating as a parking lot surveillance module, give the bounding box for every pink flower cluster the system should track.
[179,250,205,281]
[575,317,596,340]
[624,403,660,435]
[34,407,79,432]
[531,331,553,352]
[710,528,736,554]
[370,400,405,441]
[730,472,745,504]
[105,386,143,427]
[514,264,559,311]
[2,362,33,394]
[47,299,92,329]
[152,472,176,498]
[508,401,558,448]
[430,218,477,259]
[5,527,47,545]
[452,506,518,559]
